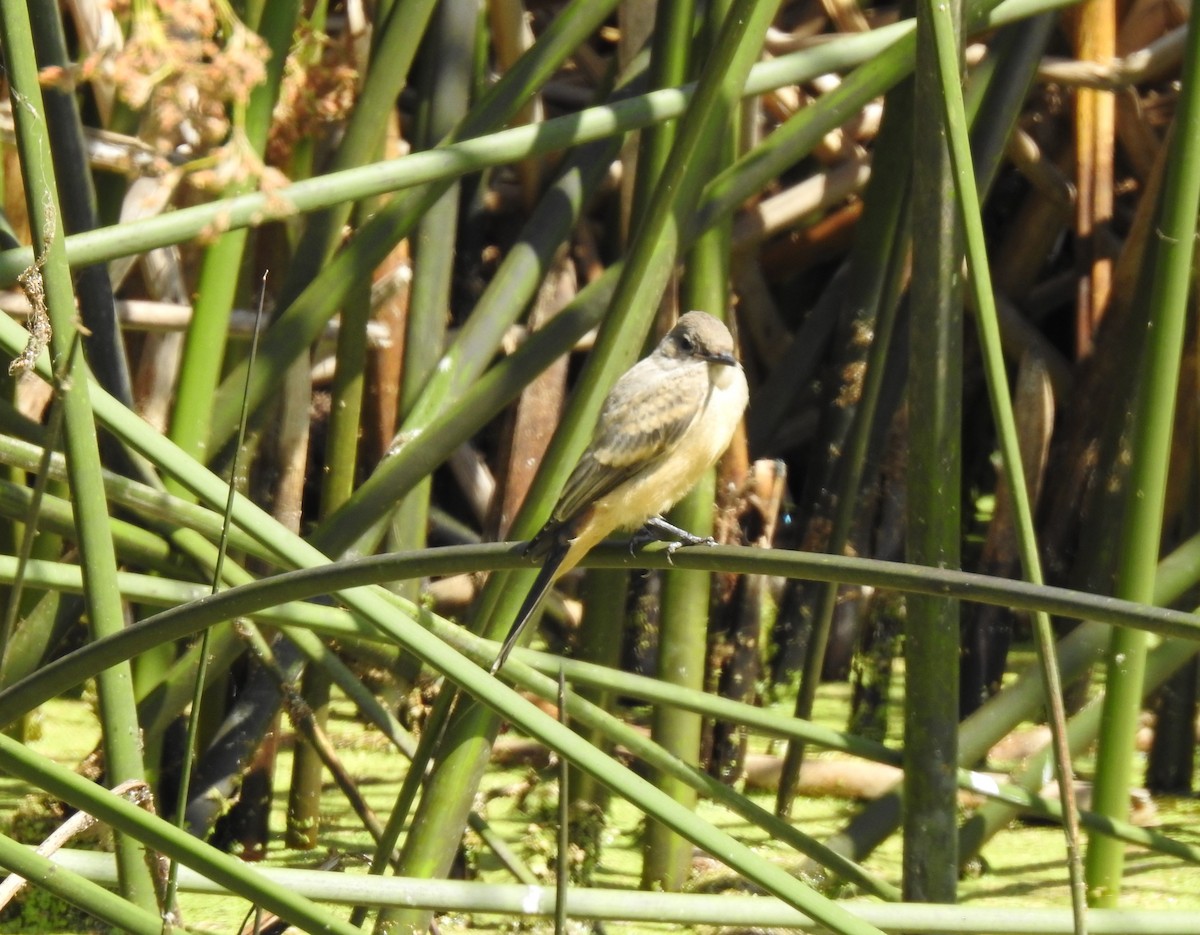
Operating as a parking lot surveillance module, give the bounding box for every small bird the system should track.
[492,310,750,672]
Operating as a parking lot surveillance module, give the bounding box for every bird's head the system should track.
[658,310,739,368]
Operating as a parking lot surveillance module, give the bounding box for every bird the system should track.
[491,310,749,673]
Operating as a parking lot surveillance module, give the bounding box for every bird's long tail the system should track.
[490,540,570,674]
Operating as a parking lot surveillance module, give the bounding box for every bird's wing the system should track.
[552,359,709,524]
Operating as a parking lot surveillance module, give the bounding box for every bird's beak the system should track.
[704,351,738,367]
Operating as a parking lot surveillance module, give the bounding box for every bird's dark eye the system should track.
[676,334,694,354]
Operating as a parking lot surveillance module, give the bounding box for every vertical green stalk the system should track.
[0,3,157,911]
[924,0,1086,926]
[386,0,479,609]
[285,277,370,847]
[904,0,963,904]
[351,0,478,904]
[642,0,732,891]
[1084,5,1200,906]
[568,569,628,808]
[164,298,267,913]
[26,0,133,408]
[641,423,715,893]
[168,0,300,468]
[555,670,569,933]
[627,0,695,234]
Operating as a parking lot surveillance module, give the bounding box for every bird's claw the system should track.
[670,535,716,563]
[629,518,717,561]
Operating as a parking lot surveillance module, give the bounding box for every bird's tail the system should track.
[490,540,570,674]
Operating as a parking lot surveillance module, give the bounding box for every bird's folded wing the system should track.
[552,362,709,523]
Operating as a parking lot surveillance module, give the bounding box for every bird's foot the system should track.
[629,516,717,560]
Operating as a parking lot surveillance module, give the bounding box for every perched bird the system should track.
[492,310,749,672]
